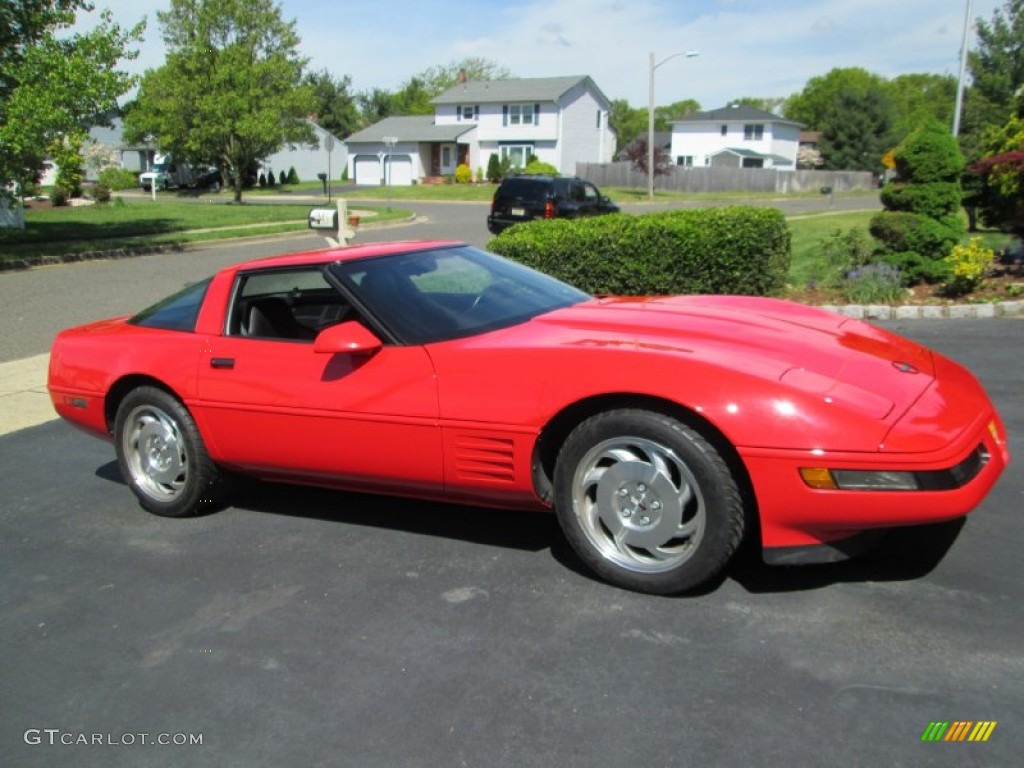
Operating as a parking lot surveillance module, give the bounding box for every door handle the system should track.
[210,357,235,369]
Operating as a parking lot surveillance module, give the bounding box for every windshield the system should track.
[329,245,589,344]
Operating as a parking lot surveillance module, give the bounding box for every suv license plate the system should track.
[510,207,525,216]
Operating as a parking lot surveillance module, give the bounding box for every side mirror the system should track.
[313,320,383,355]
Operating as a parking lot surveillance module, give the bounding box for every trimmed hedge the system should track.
[488,207,791,296]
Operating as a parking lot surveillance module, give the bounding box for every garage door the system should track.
[354,155,381,186]
[384,155,413,186]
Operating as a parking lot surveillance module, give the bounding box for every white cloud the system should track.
[73,0,1006,109]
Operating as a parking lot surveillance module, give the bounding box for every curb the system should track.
[819,301,1023,319]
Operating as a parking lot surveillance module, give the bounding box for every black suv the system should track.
[487,175,620,234]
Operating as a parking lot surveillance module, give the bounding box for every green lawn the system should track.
[0,199,411,263]
[786,210,1013,290]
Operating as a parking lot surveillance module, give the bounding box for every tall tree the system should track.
[728,96,786,115]
[608,99,648,153]
[786,68,895,171]
[304,69,361,139]
[886,73,957,138]
[655,99,700,131]
[415,57,512,93]
[124,0,315,202]
[961,0,1024,158]
[0,2,142,197]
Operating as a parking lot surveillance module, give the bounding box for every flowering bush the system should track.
[944,238,994,297]
[843,263,905,304]
[454,163,473,184]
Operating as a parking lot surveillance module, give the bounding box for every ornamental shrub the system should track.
[869,211,960,283]
[455,163,472,184]
[486,154,502,183]
[488,207,790,297]
[287,167,300,184]
[871,117,965,283]
[944,237,995,296]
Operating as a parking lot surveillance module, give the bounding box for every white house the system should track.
[85,116,345,183]
[670,105,803,170]
[345,75,617,185]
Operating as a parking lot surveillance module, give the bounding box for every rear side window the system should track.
[129,278,211,332]
[497,179,548,200]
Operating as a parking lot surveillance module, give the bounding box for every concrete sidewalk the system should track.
[0,354,56,436]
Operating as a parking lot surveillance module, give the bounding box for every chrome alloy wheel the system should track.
[121,404,189,502]
[571,436,706,573]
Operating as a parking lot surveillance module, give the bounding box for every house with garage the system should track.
[345,75,617,185]
[669,104,802,170]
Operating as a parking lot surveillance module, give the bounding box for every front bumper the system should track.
[744,400,1009,553]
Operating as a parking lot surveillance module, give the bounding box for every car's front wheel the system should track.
[114,386,227,517]
[554,409,744,595]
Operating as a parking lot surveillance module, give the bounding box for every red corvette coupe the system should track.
[48,241,1010,594]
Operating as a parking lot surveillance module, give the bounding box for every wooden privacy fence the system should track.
[575,162,876,194]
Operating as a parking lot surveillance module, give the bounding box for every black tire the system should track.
[553,409,744,595]
[113,386,228,517]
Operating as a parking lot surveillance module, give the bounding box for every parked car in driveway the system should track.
[47,241,1010,594]
[487,175,620,234]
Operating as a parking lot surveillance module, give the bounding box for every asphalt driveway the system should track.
[1,317,1021,767]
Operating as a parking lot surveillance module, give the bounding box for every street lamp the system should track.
[648,50,700,199]
[952,0,973,137]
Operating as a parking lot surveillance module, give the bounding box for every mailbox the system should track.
[308,208,338,230]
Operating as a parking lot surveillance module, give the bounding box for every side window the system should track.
[582,183,599,202]
[228,268,353,341]
[130,278,211,332]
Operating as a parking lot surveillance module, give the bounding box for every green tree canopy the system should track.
[304,69,361,140]
[608,99,647,153]
[0,2,142,196]
[786,67,896,171]
[124,0,315,202]
[961,0,1024,158]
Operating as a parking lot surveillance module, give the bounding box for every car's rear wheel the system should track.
[114,386,227,517]
[554,409,744,595]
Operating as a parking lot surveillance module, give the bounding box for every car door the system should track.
[193,266,443,494]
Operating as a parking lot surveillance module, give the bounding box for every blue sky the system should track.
[76,0,1007,109]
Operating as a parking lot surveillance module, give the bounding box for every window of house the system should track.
[596,110,603,129]
[505,104,539,126]
[457,105,479,122]
[741,157,764,169]
[499,144,534,169]
[743,124,764,141]
[720,125,728,136]
[676,156,694,167]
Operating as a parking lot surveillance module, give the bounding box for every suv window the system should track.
[496,178,549,200]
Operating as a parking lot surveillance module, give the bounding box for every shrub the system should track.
[258,172,267,187]
[287,167,299,184]
[871,116,966,285]
[815,227,874,287]
[870,211,959,283]
[486,154,502,183]
[98,166,139,191]
[454,163,472,184]
[879,182,963,220]
[842,263,905,304]
[279,170,287,185]
[944,238,995,296]
[489,207,790,297]
[266,170,276,187]
[50,185,70,207]
[89,184,112,203]
[522,159,559,176]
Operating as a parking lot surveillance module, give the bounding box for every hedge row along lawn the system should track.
[0,199,411,263]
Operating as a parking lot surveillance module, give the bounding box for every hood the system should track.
[537,295,935,423]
